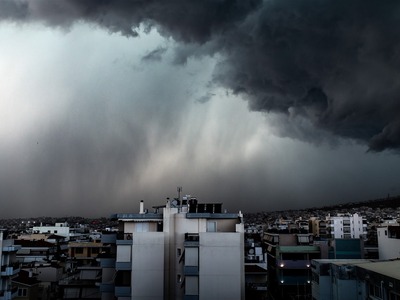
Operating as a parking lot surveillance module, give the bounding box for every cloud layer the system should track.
[1,0,400,151]
[1,1,400,218]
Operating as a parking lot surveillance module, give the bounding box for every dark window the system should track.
[18,288,27,297]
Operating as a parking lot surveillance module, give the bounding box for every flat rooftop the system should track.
[356,260,400,280]
[110,213,163,221]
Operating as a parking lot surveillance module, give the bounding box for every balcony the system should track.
[276,259,311,269]
[98,282,114,293]
[1,245,20,252]
[115,286,131,297]
[184,296,199,300]
[116,232,133,245]
[97,257,116,268]
[0,263,20,277]
[115,262,132,271]
[0,286,18,300]
[184,233,199,247]
[184,266,199,276]
[279,276,311,285]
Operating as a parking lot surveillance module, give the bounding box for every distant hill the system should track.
[317,195,400,211]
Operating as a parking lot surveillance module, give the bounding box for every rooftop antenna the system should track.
[177,186,182,212]
[177,186,182,200]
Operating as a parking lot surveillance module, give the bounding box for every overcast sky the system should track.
[1,0,400,218]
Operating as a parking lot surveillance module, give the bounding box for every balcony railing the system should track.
[279,276,311,285]
[96,257,116,268]
[184,266,199,275]
[276,259,311,269]
[116,232,133,245]
[115,262,131,271]
[184,233,199,247]
[99,283,114,293]
[0,286,18,300]
[115,286,131,297]
[0,262,20,277]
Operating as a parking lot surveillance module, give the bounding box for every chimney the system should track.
[139,200,145,214]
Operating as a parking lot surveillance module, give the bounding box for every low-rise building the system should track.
[311,259,400,300]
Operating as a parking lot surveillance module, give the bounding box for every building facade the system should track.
[377,225,400,260]
[1,231,21,300]
[106,198,245,300]
[311,259,400,300]
[264,232,320,299]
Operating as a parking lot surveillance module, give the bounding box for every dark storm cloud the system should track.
[1,0,400,151]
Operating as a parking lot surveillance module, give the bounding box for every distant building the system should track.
[309,217,329,239]
[328,214,367,240]
[310,214,367,240]
[14,240,57,265]
[32,223,70,240]
[101,197,245,300]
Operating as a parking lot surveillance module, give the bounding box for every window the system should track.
[135,223,149,232]
[75,248,84,254]
[369,283,382,298]
[18,288,27,297]
[207,221,217,232]
[92,248,99,254]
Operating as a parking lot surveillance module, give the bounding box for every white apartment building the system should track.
[320,213,367,239]
[377,224,400,260]
[32,222,70,239]
[108,197,245,300]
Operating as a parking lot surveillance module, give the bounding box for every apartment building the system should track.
[263,232,320,299]
[310,214,367,240]
[377,224,400,260]
[32,223,70,240]
[104,197,245,300]
[0,230,21,300]
[328,214,367,239]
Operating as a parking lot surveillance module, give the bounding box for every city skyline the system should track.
[1,0,400,218]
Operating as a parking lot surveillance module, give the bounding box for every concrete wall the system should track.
[312,276,331,300]
[199,232,244,300]
[377,227,400,259]
[32,226,70,237]
[117,245,131,262]
[131,232,165,300]
[333,279,358,300]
